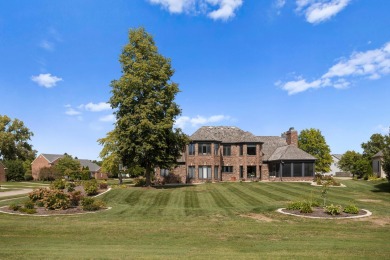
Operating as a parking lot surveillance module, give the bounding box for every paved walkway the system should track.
[0,189,33,198]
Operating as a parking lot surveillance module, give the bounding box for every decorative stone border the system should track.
[277,208,372,219]
[93,187,112,197]
[0,206,112,217]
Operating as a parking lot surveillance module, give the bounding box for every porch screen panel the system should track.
[293,163,303,177]
[282,163,291,177]
[304,163,314,177]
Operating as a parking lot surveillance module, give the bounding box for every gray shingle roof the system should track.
[41,154,65,163]
[190,126,261,143]
[372,150,384,158]
[332,154,344,160]
[78,159,101,172]
[257,136,287,161]
[267,145,317,161]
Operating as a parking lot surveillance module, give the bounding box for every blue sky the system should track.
[0,0,389,160]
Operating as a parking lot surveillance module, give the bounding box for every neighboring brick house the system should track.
[31,153,107,180]
[0,162,6,182]
[156,126,316,183]
[372,151,386,178]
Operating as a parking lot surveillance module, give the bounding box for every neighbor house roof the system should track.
[41,153,65,163]
[372,151,384,158]
[78,159,101,172]
[190,126,261,143]
[267,145,317,161]
[332,154,343,160]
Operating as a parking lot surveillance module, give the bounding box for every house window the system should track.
[247,166,256,178]
[188,143,195,155]
[198,143,211,155]
[282,163,291,177]
[198,166,211,179]
[247,145,256,156]
[304,163,314,177]
[293,163,303,177]
[222,166,233,173]
[188,166,195,179]
[223,145,231,156]
[160,169,169,177]
[214,166,219,180]
[214,143,219,155]
[240,166,244,178]
[239,145,243,156]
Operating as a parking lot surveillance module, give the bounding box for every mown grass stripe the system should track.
[140,190,172,216]
[124,190,144,206]
[259,183,311,200]
[209,188,234,208]
[225,185,263,206]
[243,184,287,202]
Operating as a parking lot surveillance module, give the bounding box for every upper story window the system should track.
[247,144,256,155]
[222,166,233,173]
[214,143,219,155]
[223,145,231,156]
[198,143,211,155]
[188,143,195,155]
[239,145,243,156]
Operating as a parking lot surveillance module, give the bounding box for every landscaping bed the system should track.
[278,207,371,219]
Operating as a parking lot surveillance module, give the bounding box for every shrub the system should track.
[8,203,20,211]
[69,191,84,207]
[24,200,35,209]
[324,204,342,216]
[134,177,146,187]
[99,181,108,189]
[41,189,70,210]
[163,173,182,184]
[24,174,33,181]
[81,197,106,211]
[343,204,359,214]
[83,180,99,196]
[300,201,313,213]
[286,201,302,210]
[50,179,66,190]
[38,167,58,181]
[65,181,76,192]
[29,188,49,202]
[19,208,37,214]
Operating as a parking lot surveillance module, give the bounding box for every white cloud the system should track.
[279,41,390,95]
[80,102,112,112]
[39,40,54,51]
[275,0,286,9]
[31,73,62,88]
[175,114,231,129]
[147,0,242,21]
[99,114,116,123]
[207,0,243,21]
[296,0,351,24]
[65,107,81,116]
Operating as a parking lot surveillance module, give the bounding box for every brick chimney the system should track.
[284,127,298,147]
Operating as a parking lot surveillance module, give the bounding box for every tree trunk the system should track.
[118,171,123,184]
[145,167,151,187]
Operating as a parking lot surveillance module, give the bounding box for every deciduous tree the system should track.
[361,133,389,160]
[54,154,81,179]
[0,115,36,161]
[107,27,188,186]
[338,150,370,178]
[298,128,332,173]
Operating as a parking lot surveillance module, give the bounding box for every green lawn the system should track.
[0,180,389,259]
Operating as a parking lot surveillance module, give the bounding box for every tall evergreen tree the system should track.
[107,27,188,186]
[298,128,332,173]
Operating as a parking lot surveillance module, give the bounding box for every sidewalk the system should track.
[0,189,33,198]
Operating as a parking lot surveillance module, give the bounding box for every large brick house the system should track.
[156,126,316,183]
[0,162,6,182]
[31,153,107,180]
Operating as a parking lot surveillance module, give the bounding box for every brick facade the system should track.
[31,154,60,180]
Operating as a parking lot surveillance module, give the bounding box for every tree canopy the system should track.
[298,128,332,173]
[54,154,82,179]
[338,150,370,178]
[361,133,389,160]
[0,115,36,161]
[107,27,188,186]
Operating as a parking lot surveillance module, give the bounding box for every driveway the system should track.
[0,189,33,198]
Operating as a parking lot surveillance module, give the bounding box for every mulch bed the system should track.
[280,207,370,219]
[0,186,110,216]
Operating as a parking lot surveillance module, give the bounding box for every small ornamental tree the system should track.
[298,128,332,174]
[106,27,189,186]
